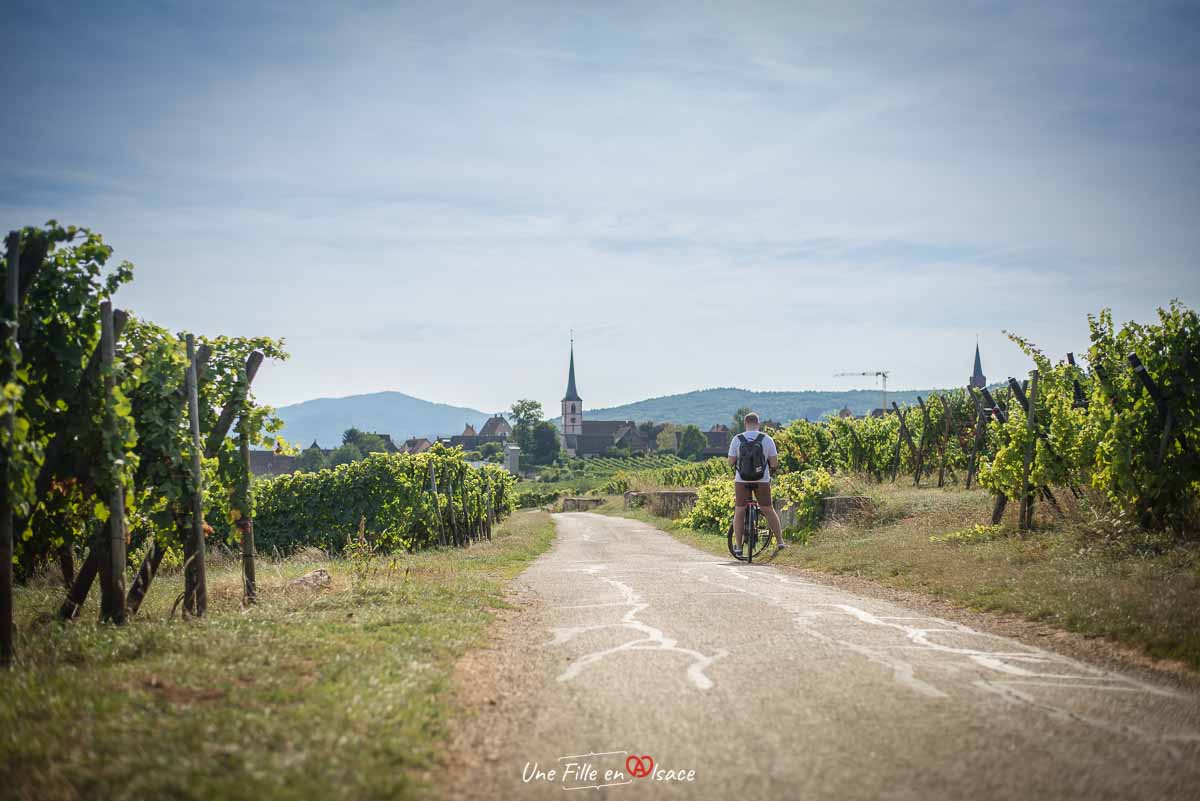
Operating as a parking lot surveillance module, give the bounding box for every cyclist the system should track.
[728,412,785,556]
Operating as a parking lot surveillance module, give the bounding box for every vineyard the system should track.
[535,453,687,481]
[583,303,1199,545]
[254,447,515,555]
[750,303,1199,539]
[0,225,514,669]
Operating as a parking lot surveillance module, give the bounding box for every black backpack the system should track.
[736,432,767,481]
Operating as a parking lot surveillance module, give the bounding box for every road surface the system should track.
[448,513,1200,800]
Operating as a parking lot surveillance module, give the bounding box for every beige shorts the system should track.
[734,482,771,508]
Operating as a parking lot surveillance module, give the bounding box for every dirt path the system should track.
[444,513,1200,800]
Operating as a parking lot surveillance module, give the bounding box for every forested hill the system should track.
[564,387,949,427]
[275,391,490,447]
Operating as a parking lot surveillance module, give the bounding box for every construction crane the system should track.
[834,370,891,415]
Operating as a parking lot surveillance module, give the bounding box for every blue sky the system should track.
[2,0,1197,412]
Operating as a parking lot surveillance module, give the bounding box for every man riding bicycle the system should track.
[728,412,785,557]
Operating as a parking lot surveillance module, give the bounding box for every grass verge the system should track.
[0,510,556,801]
[598,482,1200,670]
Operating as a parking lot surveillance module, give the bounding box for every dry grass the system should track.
[604,479,1200,669]
[0,511,556,801]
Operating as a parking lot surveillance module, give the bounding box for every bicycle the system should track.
[727,482,772,563]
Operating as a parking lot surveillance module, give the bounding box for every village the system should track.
[250,341,989,478]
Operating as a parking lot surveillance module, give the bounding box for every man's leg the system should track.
[733,483,748,549]
[757,485,784,546]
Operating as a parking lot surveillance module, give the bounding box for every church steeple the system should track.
[970,342,986,389]
[563,339,581,402]
[561,337,583,445]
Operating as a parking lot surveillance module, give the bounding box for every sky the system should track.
[2,0,1198,414]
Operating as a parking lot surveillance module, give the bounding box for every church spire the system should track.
[563,337,581,402]
[970,342,986,389]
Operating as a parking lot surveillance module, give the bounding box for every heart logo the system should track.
[626,754,654,779]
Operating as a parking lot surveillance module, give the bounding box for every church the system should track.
[559,342,649,457]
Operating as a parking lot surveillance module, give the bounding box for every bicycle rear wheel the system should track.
[747,506,772,562]
[726,521,745,561]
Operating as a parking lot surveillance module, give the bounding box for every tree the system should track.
[329,443,362,466]
[656,424,682,453]
[480,442,502,460]
[733,406,753,434]
[529,421,561,465]
[678,425,707,460]
[298,443,328,472]
[342,428,389,455]
[637,421,662,451]
[509,399,544,454]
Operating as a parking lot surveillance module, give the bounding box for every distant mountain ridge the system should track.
[556,386,949,428]
[276,385,954,449]
[275,391,490,448]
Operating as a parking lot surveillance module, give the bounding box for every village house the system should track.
[702,424,732,458]
[440,414,513,451]
[400,437,432,454]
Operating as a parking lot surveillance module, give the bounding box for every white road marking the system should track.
[548,576,726,690]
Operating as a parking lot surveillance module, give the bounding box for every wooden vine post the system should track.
[99,301,127,624]
[456,470,465,544]
[124,344,209,616]
[936,395,954,488]
[428,462,446,546]
[231,351,263,605]
[183,334,207,616]
[1,231,19,667]
[1067,353,1089,409]
[1018,370,1039,531]
[890,402,919,483]
[237,417,256,604]
[485,473,494,539]
[966,387,987,489]
[1128,353,1191,468]
[913,396,932,487]
[981,387,1009,523]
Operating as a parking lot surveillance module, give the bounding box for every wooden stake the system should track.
[991,494,1008,525]
[966,387,987,489]
[914,396,931,487]
[890,403,919,482]
[1,232,19,666]
[936,395,953,488]
[1019,370,1038,531]
[206,351,264,456]
[485,473,494,539]
[428,462,445,547]
[238,420,256,604]
[1128,353,1190,458]
[99,301,127,624]
[1067,353,1088,409]
[184,335,207,617]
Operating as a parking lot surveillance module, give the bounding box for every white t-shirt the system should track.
[728,430,778,483]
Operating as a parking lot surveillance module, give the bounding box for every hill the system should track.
[559,386,948,428]
[275,391,490,448]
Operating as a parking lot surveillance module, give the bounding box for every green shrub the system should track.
[929,523,1006,545]
[515,486,566,509]
[660,458,728,487]
[679,478,735,534]
[774,468,836,530]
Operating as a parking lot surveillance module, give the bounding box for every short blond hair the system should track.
[743,412,760,426]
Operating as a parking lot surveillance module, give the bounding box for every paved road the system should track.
[451,513,1200,800]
